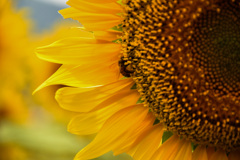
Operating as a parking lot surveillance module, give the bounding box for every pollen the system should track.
[120,0,240,151]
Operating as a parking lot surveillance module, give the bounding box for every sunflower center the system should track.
[120,0,240,151]
[191,2,240,97]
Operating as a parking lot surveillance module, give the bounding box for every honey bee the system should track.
[119,58,134,77]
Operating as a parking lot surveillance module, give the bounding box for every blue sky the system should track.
[35,0,68,6]
[18,0,70,32]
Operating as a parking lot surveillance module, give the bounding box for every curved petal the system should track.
[60,7,122,31]
[209,149,228,160]
[206,147,216,159]
[36,37,120,64]
[67,90,140,135]
[66,1,122,14]
[74,104,149,160]
[56,78,135,112]
[113,113,157,155]
[151,135,192,160]
[193,145,208,160]
[228,149,240,160]
[75,0,118,3]
[171,139,192,160]
[127,123,165,160]
[94,30,122,41]
[34,62,120,91]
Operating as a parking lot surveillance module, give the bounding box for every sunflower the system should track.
[0,0,30,123]
[36,0,240,159]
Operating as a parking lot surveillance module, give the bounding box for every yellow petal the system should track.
[94,30,122,41]
[127,123,165,160]
[59,7,122,31]
[151,135,192,160]
[206,147,216,159]
[48,27,94,39]
[67,90,140,135]
[56,78,135,112]
[72,0,118,3]
[113,113,157,155]
[74,104,148,160]
[34,62,120,92]
[67,1,122,14]
[36,37,120,64]
[228,149,240,160]
[193,145,208,160]
[209,149,228,160]
[172,139,192,160]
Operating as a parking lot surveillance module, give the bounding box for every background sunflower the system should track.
[0,0,131,160]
